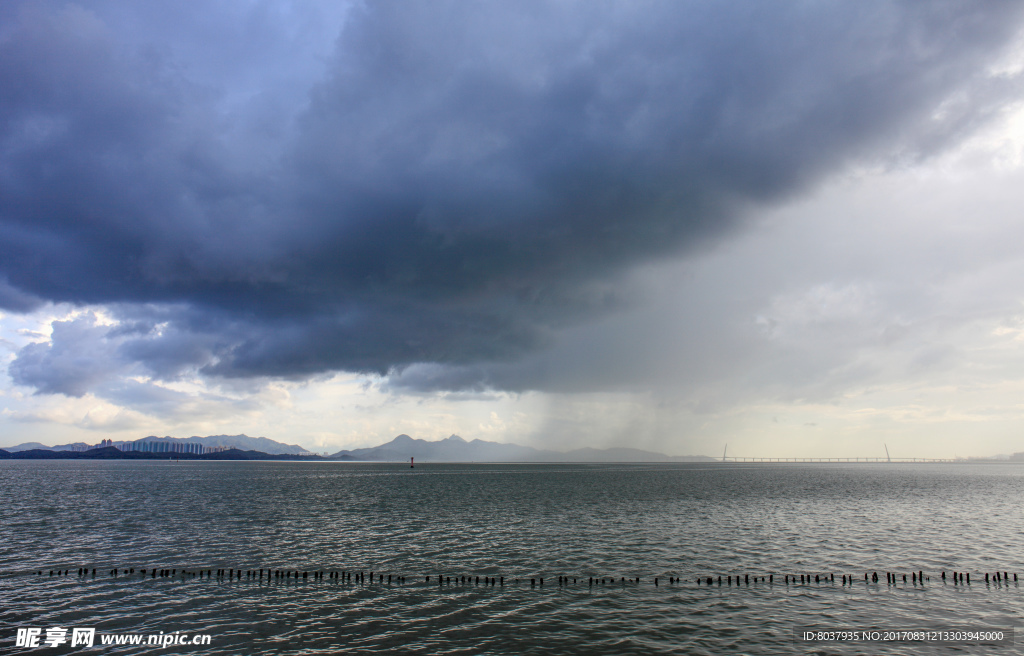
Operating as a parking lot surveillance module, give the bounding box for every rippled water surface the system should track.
[2,461,1023,654]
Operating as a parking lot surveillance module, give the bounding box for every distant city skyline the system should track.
[4,2,1024,459]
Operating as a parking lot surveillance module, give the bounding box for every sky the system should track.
[4,1,1024,458]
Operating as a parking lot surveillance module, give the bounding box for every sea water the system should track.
[1,461,1022,654]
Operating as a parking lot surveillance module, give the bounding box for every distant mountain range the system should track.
[0,432,714,462]
[328,434,715,462]
[0,446,320,461]
[3,433,1020,462]
[1,434,311,455]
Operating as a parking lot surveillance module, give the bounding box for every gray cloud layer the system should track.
[3,1,1024,395]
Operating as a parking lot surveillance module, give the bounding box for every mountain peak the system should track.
[328,433,715,462]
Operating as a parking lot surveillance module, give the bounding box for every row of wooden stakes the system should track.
[26,568,1021,587]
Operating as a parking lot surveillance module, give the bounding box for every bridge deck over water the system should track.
[722,457,958,463]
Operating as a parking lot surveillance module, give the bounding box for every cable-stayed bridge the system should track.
[718,444,959,463]
[719,456,957,463]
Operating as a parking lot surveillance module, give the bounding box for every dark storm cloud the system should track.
[3,1,1024,393]
[0,276,42,312]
